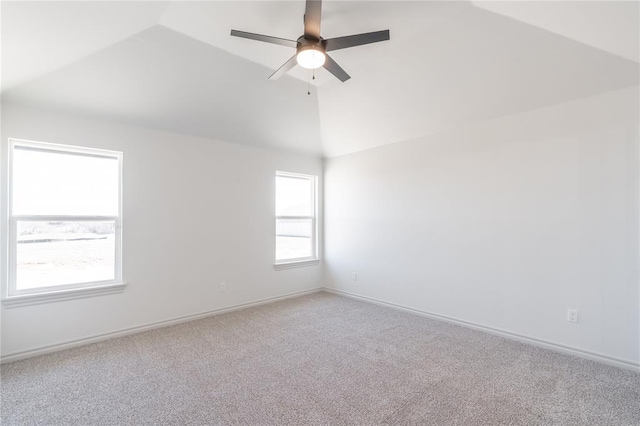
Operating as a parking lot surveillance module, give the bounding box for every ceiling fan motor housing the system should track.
[296,35,326,54]
[295,36,327,69]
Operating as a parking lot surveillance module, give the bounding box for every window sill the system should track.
[2,283,127,308]
[274,259,320,270]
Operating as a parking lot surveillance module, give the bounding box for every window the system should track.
[275,171,318,266]
[5,139,123,303]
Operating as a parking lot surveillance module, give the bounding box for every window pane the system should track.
[16,221,115,290]
[276,175,313,216]
[13,147,119,216]
[276,218,313,261]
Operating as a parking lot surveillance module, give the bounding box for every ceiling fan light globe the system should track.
[296,49,326,69]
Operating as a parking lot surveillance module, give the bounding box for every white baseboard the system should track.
[1,288,322,364]
[5,286,638,372]
[323,288,640,372]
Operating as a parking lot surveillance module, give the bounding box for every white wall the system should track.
[0,103,323,358]
[324,87,640,366]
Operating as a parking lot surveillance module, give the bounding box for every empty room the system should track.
[1,0,639,424]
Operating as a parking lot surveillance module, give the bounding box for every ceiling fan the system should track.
[230,0,390,82]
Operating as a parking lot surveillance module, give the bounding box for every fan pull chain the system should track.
[312,47,316,81]
[307,70,311,95]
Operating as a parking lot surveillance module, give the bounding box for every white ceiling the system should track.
[473,1,639,63]
[1,1,171,91]
[1,1,638,158]
[1,25,323,154]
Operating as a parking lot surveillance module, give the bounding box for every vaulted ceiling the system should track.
[2,1,638,158]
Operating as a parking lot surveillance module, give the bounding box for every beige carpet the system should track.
[2,292,639,425]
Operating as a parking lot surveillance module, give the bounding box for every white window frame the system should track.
[274,171,319,269]
[3,138,124,307]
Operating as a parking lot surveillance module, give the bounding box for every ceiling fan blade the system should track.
[304,0,322,39]
[269,55,298,80]
[325,30,390,52]
[230,30,298,48]
[323,54,350,82]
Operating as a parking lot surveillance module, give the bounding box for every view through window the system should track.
[9,139,122,295]
[275,172,317,263]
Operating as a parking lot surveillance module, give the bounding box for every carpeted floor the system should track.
[1,292,639,425]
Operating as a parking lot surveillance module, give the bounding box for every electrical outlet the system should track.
[567,308,578,323]
[220,281,227,292]
[352,272,357,281]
